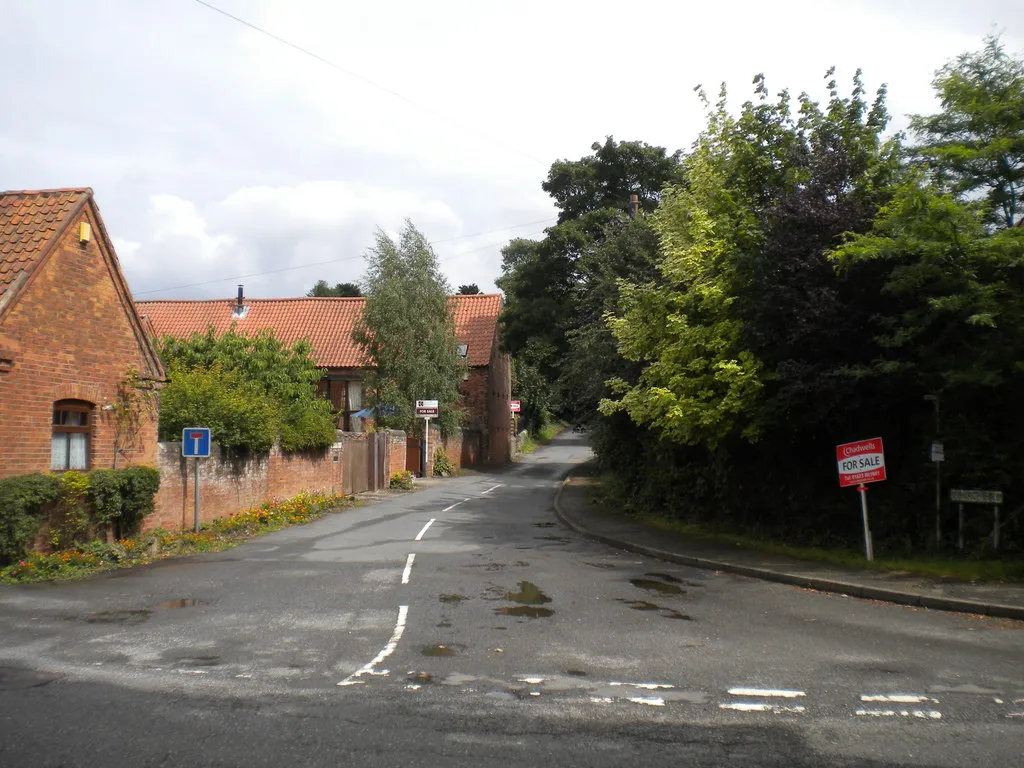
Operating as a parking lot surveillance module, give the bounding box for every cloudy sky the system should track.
[3,1,1021,300]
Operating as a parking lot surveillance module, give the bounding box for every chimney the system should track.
[628,194,640,219]
[232,285,249,319]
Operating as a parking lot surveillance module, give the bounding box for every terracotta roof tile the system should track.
[0,188,91,302]
[137,293,503,369]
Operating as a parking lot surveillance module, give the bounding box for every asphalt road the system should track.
[1,433,1021,767]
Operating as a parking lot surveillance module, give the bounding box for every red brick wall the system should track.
[0,206,160,479]
[149,440,343,531]
[385,429,406,477]
[486,333,512,465]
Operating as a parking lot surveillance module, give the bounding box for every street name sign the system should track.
[415,399,439,417]
[510,400,521,413]
[836,437,886,488]
[950,489,1003,505]
[182,427,211,458]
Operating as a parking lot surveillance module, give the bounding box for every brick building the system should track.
[0,189,165,479]
[137,292,512,466]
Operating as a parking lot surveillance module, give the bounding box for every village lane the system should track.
[0,434,1022,767]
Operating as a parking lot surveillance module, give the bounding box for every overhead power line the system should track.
[132,219,554,296]
[189,0,548,166]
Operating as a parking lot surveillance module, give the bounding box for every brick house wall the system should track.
[0,203,161,479]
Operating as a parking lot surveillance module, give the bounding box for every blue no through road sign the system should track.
[182,427,211,457]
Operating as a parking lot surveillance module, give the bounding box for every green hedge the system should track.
[0,467,160,565]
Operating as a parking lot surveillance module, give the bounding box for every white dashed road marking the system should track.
[481,484,504,495]
[442,500,469,512]
[401,554,415,585]
[720,686,807,714]
[414,519,435,541]
[337,605,409,687]
[856,693,941,719]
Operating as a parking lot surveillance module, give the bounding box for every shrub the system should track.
[390,470,415,490]
[158,329,337,453]
[159,365,279,452]
[0,474,61,564]
[432,447,457,477]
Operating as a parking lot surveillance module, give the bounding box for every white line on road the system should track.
[610,681,675,690]
[860,694,938,704]
[414,519,435,541]
[855,709,942,719]
[728,687,805,698]
[481,484,503,494]
[442,500,465,512]
[337,605,409,687]
[401,553,416,584]
[719,702,806,713]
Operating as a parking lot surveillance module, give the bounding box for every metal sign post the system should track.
[181,428,211,533]
[950,489,1003,551]
[858,484,873,561]
[837,437,886,562]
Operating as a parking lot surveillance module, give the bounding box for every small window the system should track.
[456,343,469,359]
[52,401,92,471]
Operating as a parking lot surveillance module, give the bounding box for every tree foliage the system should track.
[354,221,465,436]
[457,283,481,295]
[158,329,336,452]
[307,280,362,297]
[910,35,1024,228]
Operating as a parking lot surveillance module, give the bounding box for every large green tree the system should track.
[354,221,464,435]
[910,35,1024,228]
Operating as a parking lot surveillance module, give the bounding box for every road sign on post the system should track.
[509,400,521,413]
[182,427,211,533]
[836,437,886,562]
[415,401,438,477]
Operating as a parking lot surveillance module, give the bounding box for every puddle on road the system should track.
[439,594,467,603]
[515,561,530,567]
[496,605,554,618]
[422,645,460,657]
[84,610,151,625]
[566,669,587,677]
[505,581,552,605]
[583,562,617,569]
[496,581,555,617]
[436,621,453,628]
[534,536,571,543]
[630,578,684,595]
[617,598,692,620]
[153,598,207,610]
[407,672,434,685]
[532,522,557,528]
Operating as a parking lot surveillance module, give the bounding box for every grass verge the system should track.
[519,421,569,455]
[635,513,1024,583]
[0,490,353,584]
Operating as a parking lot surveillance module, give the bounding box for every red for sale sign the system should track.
[836,437,886,488]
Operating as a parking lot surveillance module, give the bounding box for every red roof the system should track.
[137,293,502,368]
[0,188,91,303]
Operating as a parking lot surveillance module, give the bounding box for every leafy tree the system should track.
[910,36,1024,228]
[457,284,481,295]
[544,136,682,223]
[307,280,362,297]
[354,221,465,436]
[158,328,336,451]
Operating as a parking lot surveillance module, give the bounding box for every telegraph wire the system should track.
[132,222,553,296]
[189,0,548,166]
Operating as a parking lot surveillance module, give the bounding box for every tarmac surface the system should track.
[554,463,1024,621]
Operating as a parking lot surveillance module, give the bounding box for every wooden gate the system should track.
[342,434,388,495]
[406,437,422,477]
[342,438,369,495]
